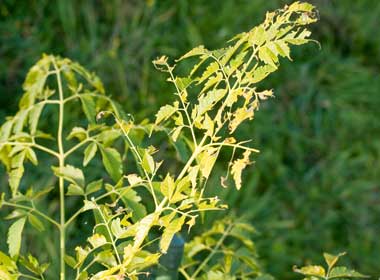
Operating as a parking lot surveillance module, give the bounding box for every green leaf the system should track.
[28,214,45,232]
[28,103,44,135]
[198,148,219,179]
[80,95,97,124]
[293,265,326,278]
[249,26,266,46]
[177,45,208,61]
[82,200,97,212]
[88,234,107,249]
[258,46,278,68]
[9,165,24,196]
[195,89,226,120]
[86,179,103,195]
[110,218,126,239]
[323,252,345,269]
[7,217,26,258]
[25,147,38,165]
[96,129,121,147]
[274,41,291,59]
[159,216,186,254]
[142,149,155,174]
[197,61,219,84]
[19,254,49,275]
[120,188,147,222]
[133,213,158,249]
[175,77,193,91]
[0,120,14,142]
[0,250,18,275]
[66,184,85,196]
[52,165,85,188]
[67,127,87,141]
[0,193,5,209]
[155,104,178,126]
[64,254,77,269]
[96,250,117,268]
[329,266,369,279]
[83,142,97,166]
[99,146,122,182]
[13,110,28,134]
[160,174,175,200]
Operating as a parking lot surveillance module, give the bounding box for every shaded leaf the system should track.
[99,146,122,182]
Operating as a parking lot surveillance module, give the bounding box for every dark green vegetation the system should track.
[1,0,379,279]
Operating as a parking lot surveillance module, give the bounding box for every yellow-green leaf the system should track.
[83,142,97,166]
[160,216,186,254]
[7,217,26,258]
[293,265,326,278]
[231,151,252,190]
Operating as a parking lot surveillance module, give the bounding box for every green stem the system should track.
[191,223,234,278]
[53,59,66,280]
[0,141,60,158]
[115,117,159,208]
[18,273,42,280]
[96,205,122,264]
[2,202,60,228]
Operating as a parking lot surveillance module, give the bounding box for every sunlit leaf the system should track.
[7,217,26,258]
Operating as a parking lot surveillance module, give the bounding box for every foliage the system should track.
[0,2,322,279]
[180,218,274,280]
[294,252,368,280]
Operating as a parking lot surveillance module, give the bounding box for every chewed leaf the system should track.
[155,103,178,126]
[231,151,252,190]
[293,265,326,278]
[88,234,107,249]
[160,215,186,254]
[176,45,209,61]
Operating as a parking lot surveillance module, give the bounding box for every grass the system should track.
[1,0,380,278]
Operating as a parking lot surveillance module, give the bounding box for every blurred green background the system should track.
[1,0,379,279]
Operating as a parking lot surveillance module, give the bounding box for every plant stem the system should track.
[53,59,66,280]
[2,202,60,228]
[191,223,234,278]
